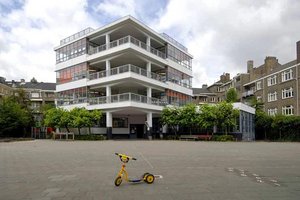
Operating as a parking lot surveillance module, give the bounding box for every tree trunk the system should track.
[279,130,282,140]
[88,127,91,135]
[264,129,267,140]
[78,128,81,135]
[65,126,70,133]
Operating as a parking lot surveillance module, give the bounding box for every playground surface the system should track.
[1,140,300,200]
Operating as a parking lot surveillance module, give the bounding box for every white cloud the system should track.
[0,0,99,83]
[95,0,137,18]
[1,0,300,89]
[154,0,300,87]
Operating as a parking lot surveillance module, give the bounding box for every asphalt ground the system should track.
[0,140,300,200]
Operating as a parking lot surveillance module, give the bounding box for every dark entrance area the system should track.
[130,124,145,139]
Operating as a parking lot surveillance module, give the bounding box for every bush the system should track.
[212,135,234,142]
[75,134,106,140]
[165,135,179,140]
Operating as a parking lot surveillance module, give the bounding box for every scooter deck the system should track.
[128,179,143,183]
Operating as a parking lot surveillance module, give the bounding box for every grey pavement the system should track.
[0,140,300,200]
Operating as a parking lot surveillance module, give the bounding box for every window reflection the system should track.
[56,38,87,63]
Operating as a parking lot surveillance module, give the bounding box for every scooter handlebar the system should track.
[115,153,137,161]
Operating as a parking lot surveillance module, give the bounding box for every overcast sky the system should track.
[1,0,300,87]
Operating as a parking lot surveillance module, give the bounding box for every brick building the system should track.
[193,40,300,116]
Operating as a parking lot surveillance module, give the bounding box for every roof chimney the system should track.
[202,84,208,89]
[247,60,253,73]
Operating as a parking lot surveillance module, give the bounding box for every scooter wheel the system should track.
[145,174,155,184]
[142,173,150,180]
[114,176,122,186]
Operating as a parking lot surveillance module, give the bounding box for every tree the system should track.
[215,101,239,134]
[0,97,32,137]
[255,110,273,140]
[70,108,102,135]
[30,77,37,83]
[249,96,264,111]
[44,108,72,133]
[225,87,238,103]
[87,110,102,134]
[197,104,218,134]
[161,106,180,136]
[178,104,199,134]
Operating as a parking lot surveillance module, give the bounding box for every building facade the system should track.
[4,79,56,137]
[193,41,300,116]
[55,16,193,139]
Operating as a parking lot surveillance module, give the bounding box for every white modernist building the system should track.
[55,16,193,139]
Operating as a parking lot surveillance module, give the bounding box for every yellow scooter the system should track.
[114,153,155,186]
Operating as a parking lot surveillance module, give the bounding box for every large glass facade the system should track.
[56,63,87,84]
[164,89,191,106]
[56,87,87,106]
[167,67,192,88]
[167,44,192,69]
[56,38,87,63]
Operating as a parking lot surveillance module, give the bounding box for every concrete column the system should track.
[147,87,152,98]
[146,36,151,47]
[106,34,110,49]
[146,112,153,139]
[106,85,111,103]
[146,61,151,77]
[106,112,112,139]
[106,59,111,76]
[147,87,152,104]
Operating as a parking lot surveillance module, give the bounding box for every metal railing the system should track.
[89,64,166,82]
[88,35,166,59]
[60,27,94,45]
[89,93,167,106]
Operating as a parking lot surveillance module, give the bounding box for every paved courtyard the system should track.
[1,140,300,200]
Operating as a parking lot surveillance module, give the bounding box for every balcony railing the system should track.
[89,93,167,107]
[242,90,254,97]
[89,64,166,83]
[88,35,166,59]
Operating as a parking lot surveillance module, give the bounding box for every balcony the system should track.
[57,93,167,108]
[88,35,166,60]
[89,64,166,83]
[89,93,167,107]
[242,90,254,97]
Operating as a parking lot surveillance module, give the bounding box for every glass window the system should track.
[113,118,128,128]
[282,105,294,116]
[256,81,262,90]
[267,108,277,116]
[281,69,293,82]
[55,38,87,63]
[267,92,277,102]
[282,87,293,99]
[267,75,277,86]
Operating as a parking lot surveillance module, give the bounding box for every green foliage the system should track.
[44,108,71,131]
[255,110,273,139]
[0,97,33,137]
[225,88,238,103]
[44,107,102,135]
[249,96,264,111]
[75,134,106,140]
[197,104,218,130]
[212,135,234,141]
[215,102,239,134]
[161,106,180,135]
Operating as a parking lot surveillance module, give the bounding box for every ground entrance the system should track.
[130,124,145,139]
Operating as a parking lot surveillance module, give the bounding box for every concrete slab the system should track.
[0,140,300,199]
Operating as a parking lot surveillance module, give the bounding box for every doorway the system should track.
[130,124,145,139]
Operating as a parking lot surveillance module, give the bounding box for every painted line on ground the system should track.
[138,152,154,169]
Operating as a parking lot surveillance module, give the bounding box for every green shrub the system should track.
[75,134,106,140]
[212,135,234,142]
[165,135,179,140]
